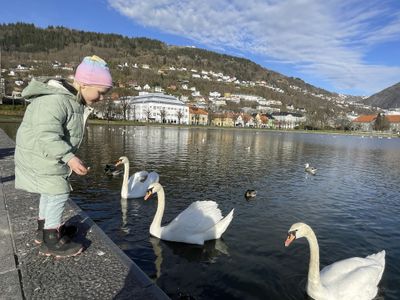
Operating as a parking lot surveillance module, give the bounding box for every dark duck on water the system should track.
[104,163,123,176]
[244,189,257,201]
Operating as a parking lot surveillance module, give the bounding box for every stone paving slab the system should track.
[0,211,17,272]
[0,129,170,300]
[0,270,22,300]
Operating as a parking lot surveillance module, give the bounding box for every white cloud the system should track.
[108,0,400,95]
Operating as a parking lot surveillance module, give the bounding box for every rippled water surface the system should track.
[2,123,400,300]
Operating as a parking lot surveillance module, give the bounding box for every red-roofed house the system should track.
[386,115,400,132]
[189,106,208,125]
[352,114,400,131]
[352,115,376,131]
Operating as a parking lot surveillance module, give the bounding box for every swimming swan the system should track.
[285,222,385,300]
[116,156,159,198]
[144,182,234,245]
[305,163,317,175]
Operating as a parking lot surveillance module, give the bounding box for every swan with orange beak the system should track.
[284,222,385,300]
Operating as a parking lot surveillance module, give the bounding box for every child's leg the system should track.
[39,194,49,220]
[42,193,70,229]
[39,193,83,257]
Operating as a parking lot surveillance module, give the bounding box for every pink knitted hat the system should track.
[74,55,113,87]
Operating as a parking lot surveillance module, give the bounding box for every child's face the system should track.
[81,85,111,106]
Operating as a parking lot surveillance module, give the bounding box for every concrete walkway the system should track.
[0,129,169,300]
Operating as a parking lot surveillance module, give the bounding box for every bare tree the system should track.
[119,97,131,121]
[145,108,151,123]
[160,107,166,123]
[304,111,319,129]
[194,113,200,125]
[94,97,115,121]
[334,117,351,131]
[132,104,137,121]
[176,109,183,124]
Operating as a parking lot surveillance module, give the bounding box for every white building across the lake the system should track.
[128,93,189,124]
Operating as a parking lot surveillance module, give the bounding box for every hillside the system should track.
[0,22,374,125]
[362,82,400,109]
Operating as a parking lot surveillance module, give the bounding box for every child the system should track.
[14,55,113,258]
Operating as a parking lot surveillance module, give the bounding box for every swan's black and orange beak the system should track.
[144,188,154,201]
[115,159,123,167]
[285,231,296,247]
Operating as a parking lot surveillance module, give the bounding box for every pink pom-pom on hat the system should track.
[74,55,113,87]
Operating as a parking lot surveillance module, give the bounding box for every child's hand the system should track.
[67,156,89,175]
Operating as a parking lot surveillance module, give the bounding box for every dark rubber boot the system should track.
[60,223,79,237]
[35,220,78,245]
[34,219,45,244]
[39,229,83,258]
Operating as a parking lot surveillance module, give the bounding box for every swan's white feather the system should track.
[287,223,385,300]
[128,171,148,190]
[119,156,159,198]
[320,251,385,285]
[163,201,223,236]
[148,183,234,245]
[319,251,385,299]
[126,170,159,198]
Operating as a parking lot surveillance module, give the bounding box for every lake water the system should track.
[2,123,400,300]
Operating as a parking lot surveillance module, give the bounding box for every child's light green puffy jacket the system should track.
[15,78,92,194]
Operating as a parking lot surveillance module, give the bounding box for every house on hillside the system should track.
[259,114,270,128]
[211,112,235,127]
[351,115,376,131]
[235,115,245,127]
[235,113,254,127]
[271,112,305,129]
[351,114,400,132]
[126,93,189,124]
[386,115,400,132]
[189,106,208,125]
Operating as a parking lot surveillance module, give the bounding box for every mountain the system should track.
[362,82,400,109]
[0,22,375,122]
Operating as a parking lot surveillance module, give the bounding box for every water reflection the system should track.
[120,197,129,234]
[149,236,230,281]
[119,196,144,235]
[152,237,229,264]
[149,237,163,279]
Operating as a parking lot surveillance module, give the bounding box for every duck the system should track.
[144,182,234,245]
[244,189,257,201]
[104,164,123,176]
[285,222,385,300]
[305,163,317,175]
[115,156,160,198]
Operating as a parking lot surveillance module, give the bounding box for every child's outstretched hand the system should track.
[67,156,89,175]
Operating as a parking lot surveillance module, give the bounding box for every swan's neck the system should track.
[305,229,321,289]
[150,187,165,238]
[121,161,130,198]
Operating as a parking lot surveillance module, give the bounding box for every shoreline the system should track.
[0,114,398,138]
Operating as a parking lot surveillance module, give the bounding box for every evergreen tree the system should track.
[373,113,390,131]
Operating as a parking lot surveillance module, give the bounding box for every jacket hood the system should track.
[22,78,76,100]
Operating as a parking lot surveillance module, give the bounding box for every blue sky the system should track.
[2,0,400,96]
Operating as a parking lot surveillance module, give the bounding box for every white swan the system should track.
[144,182,234,245]
[115,156,159,198]
[285,222,385,300]
[305,163,317,175]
